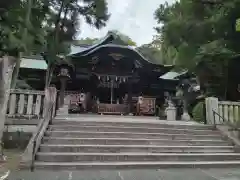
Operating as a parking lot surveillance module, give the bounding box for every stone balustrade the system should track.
[206,97,240,125]
[6,89,45,119]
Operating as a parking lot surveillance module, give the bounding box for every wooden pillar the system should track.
[59,78,67,107]
[127,77,133,114]
[110,80,114,104]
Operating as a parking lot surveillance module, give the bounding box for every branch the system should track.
[60,4,70,33]
[77,3,95,15]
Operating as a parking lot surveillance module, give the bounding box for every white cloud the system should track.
[78,0,175,46]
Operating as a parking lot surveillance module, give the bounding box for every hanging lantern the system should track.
[123,77,126,82]
[98,76,101,80]
[116,76,118,81]
[57,67,70,79]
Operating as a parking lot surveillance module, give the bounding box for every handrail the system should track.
[30,88,57,171]
[30,102,54,171]
[212,109,240,131]
[212,110,225,125]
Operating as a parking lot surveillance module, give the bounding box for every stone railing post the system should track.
[205,97,219,124]
[21,86,57,168]
[43,87,57,117]
[0,56,15,156]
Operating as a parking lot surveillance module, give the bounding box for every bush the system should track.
[192,101,205,123]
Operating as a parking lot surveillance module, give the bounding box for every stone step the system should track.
[42,137,231,146]
[52,120,214,130]
[45,130,223,140]
[35,152,240,162]
[48,125,219,135]
[39,144,235,153]
[33,161,240,170]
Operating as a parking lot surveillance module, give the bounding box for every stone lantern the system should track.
[178,79,201,121]
[178,79,191,121]
[58,66,71,107]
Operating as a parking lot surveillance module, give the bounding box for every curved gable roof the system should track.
[68,33,174,70]
[68,33,115,56]
[81,44,172,68]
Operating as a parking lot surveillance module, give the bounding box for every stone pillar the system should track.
[59,78,67,107]
[0,56,15,158]
[181,100,191,121]
[205,97,219,124]
[166,100,176,121]
[58,66,71,107]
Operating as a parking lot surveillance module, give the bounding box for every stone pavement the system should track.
[5,168,240,180]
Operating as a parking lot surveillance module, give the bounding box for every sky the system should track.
[79,0,175,46]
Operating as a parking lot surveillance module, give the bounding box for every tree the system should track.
[11,0,33,89]
[0,0,48,88]
[0,0,47,156]
[108,30,137,46]
[136,35,177,65]
[137,44,163,64]
[73,30,137,48]
[154,0,240,97]
[0,57,16,155]
[73,37,99,45]
[42,0,110,88]
[1,0,110,88]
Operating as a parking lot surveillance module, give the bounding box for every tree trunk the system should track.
[11,52,21,88]
[44,1,65,89]
[45,65,55,89]
[0,56,16,154]
[45,67,50,89]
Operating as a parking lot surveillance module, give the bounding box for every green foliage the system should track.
[45,0,110,55]
[108,30,137,46]
[137,44,163,64]
[73,38,99,46]
[192,101,205,123]
[236,18,240,31]
[39,0,110,87]
[136,35,177,65]
[0,0,49,56]
[154,0,240,66]
[0,0,50,88]
[0,0,110,87]
[154,0,240,98]
[73,30,137,47]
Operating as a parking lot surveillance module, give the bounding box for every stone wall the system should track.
[3,131,32,149]
[3,123,36,149]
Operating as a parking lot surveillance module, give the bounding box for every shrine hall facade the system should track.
[52,33,176,115]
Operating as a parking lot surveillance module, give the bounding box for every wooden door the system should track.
[139,97,156,115]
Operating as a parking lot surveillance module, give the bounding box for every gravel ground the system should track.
[0,149,22,180]
[4,168,240,180]
[1,149,240,180]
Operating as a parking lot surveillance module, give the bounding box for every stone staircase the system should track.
[34,116,240,170]
[56,105,69,115]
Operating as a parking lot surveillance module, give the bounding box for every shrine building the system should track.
[53,33,176,115]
